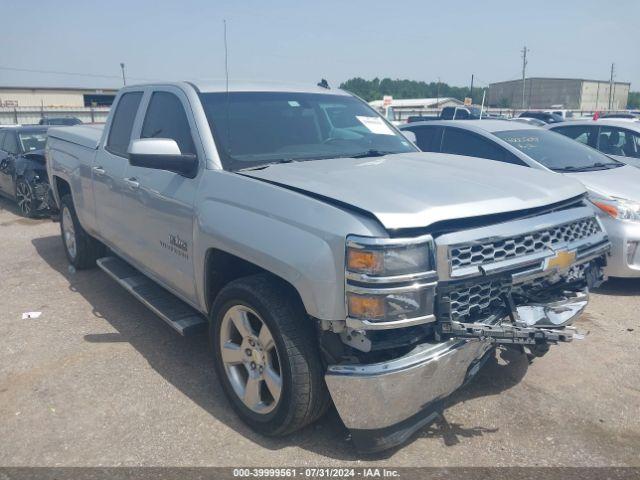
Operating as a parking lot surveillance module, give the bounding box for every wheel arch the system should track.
[204,248,308,321]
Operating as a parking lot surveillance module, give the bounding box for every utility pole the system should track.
[521,46,528,109]
[436,76,440,110]
[608,63,615,110]
[120,62,126,86]
[469,74,474,103]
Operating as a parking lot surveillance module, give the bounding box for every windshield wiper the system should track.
[348,149,397,159]
[237,158,296,172]
[554,162,621,173]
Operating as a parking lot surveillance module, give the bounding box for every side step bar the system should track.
[96,256,207,336]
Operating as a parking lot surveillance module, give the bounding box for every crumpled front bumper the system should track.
[325,289,589,453]
[325,338,493,453]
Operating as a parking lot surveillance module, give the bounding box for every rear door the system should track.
[119,87,200,301]
[93,91,144,252]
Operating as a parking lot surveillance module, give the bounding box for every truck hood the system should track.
[564,165,640,202]
[241,152,585,230]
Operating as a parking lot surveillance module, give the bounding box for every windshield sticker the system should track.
[356,116,395,135]
[288,101,300,107]
[503,136,539,151]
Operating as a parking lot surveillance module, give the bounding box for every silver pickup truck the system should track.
[46,82,610,452]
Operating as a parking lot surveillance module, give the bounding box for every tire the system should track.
[15,178,36,218]
[210,273,329,436]
[59,194,104,269]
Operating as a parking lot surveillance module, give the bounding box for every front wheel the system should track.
[210,274,329,436]
[15,178,35,218]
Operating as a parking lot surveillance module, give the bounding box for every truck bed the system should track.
[47,124,104,150]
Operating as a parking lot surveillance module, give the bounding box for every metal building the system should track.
[487,78,630,110]
[0,86,117,108]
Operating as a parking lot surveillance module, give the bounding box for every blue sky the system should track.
[2,0,638,90]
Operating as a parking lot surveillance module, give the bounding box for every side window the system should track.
[621,129,640,159]
[3,132,19,154]
[598,126,626,156]
[106,92,143,157]
[441,128,525,165]
[141,92,195,155]
[552,125,597,148]
[405,126,442,152]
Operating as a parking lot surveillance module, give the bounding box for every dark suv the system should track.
[0,126,55,217]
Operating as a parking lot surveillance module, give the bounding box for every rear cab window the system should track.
[106,92,144,157]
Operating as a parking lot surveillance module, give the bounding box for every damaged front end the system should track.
[323,200,610,452]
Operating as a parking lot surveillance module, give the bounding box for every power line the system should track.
[0,65,156,82]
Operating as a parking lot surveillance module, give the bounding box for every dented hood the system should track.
[242,152,586,230]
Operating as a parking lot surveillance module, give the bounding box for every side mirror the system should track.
[128,138,198,177]
[402,130,417,143]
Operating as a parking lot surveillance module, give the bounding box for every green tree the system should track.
[628,91,640,109]
[339,77,484,103]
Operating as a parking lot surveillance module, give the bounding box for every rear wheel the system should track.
[15,179,35,218]
[60,194,104,269]
[211,274,329,436]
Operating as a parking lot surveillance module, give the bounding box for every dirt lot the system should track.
[0,196,639,467]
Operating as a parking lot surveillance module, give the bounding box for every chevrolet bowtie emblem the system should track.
[545,249,577,271]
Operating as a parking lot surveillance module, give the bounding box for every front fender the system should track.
[193,170,385,320]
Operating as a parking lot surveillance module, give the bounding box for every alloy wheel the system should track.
[16,181,33,216]
[62,206,77,259]
[219,305,283,415]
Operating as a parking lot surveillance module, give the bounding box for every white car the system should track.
[547,119,640,169]
[401,119,640,277]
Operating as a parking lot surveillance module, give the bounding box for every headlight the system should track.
[345,235,436,329]
[346,236,433,278]
[591,197,640,222]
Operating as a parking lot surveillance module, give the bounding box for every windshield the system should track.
[18,132,47,152]
[494,129,623,172]
[199,92,416,171]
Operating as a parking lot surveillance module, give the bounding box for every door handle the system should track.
[92,166,106,176]
[124,177,140,190]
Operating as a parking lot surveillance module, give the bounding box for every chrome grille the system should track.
[450,217,601,271]
[446,281,509,321]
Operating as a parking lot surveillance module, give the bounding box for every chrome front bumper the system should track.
[325,290,590,453]
[325,338,493,452]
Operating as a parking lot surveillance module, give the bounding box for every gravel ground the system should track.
[0,196,638,467]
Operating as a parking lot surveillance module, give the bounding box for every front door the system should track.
[119,88,199,302]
